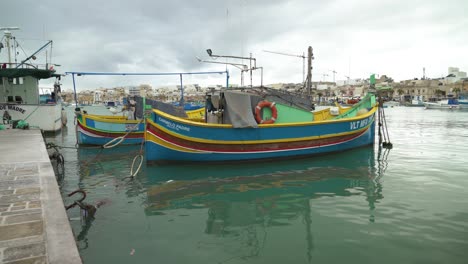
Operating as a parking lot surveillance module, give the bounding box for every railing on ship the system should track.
[0,62,54,70]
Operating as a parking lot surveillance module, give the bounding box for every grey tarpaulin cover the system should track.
[223,91,258,128]
[132,96,187,119]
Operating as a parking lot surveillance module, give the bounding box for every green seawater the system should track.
[47,106,468,264]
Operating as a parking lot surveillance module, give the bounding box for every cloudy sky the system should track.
[1,0,467,91]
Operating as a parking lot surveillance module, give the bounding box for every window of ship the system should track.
[12,77,24,85]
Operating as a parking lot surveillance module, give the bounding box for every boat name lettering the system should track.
[0,104,26,114]
[350,116,371,130]
[158,117,191,132]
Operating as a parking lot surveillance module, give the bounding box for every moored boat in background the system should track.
[424,98,461,110]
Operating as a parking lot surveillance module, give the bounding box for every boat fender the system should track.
[255,101,278,124]
[61,109,68,127]
[356,108,368,116]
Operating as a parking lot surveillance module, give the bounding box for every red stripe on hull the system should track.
[77,121,144,139]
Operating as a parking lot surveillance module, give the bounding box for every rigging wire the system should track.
[377,95,392,148]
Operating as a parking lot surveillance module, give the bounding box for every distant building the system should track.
[336,78,365,86]
[128,86,140,96]
[93,91,103,103]
[446,67,467,83]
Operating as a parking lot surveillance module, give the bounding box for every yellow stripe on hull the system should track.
[82,114,141,124]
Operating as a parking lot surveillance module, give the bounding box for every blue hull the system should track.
[145,120,375,163]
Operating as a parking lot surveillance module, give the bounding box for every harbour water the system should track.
[46,106,468,264]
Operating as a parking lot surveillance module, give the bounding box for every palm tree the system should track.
[397,89,404,101]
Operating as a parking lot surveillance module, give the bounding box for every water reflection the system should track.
[73,142,391,262]
[140,146,388,263]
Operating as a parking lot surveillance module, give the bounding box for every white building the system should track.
[446,67,467,83]
[93,91,103,103]
[336,78,366,86]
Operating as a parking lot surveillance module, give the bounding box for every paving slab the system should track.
[0,130,81,264]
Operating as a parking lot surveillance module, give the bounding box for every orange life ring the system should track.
[255,101,278,124]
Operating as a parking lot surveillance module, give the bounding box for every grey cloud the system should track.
[2,0,468,89]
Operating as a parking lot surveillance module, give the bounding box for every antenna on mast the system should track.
[0,27,20,66]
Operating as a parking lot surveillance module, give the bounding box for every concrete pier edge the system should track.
[0,130,82,264]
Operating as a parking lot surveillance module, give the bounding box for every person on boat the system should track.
[126,99,136,120]
[206,95,217,113]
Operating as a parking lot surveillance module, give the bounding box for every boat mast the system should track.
[306,46,314,99]
[0,27,20,68]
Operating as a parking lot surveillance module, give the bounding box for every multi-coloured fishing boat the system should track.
[145,88,378,163]
[75,112,145,145]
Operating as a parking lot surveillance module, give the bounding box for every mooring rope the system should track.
[128,123,146,178]
[102,118,144,149]
[130,154,143,177]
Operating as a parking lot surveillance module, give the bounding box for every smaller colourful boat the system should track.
[185,107,205,122]
[75,97,197,146]
[75,112,145,145]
